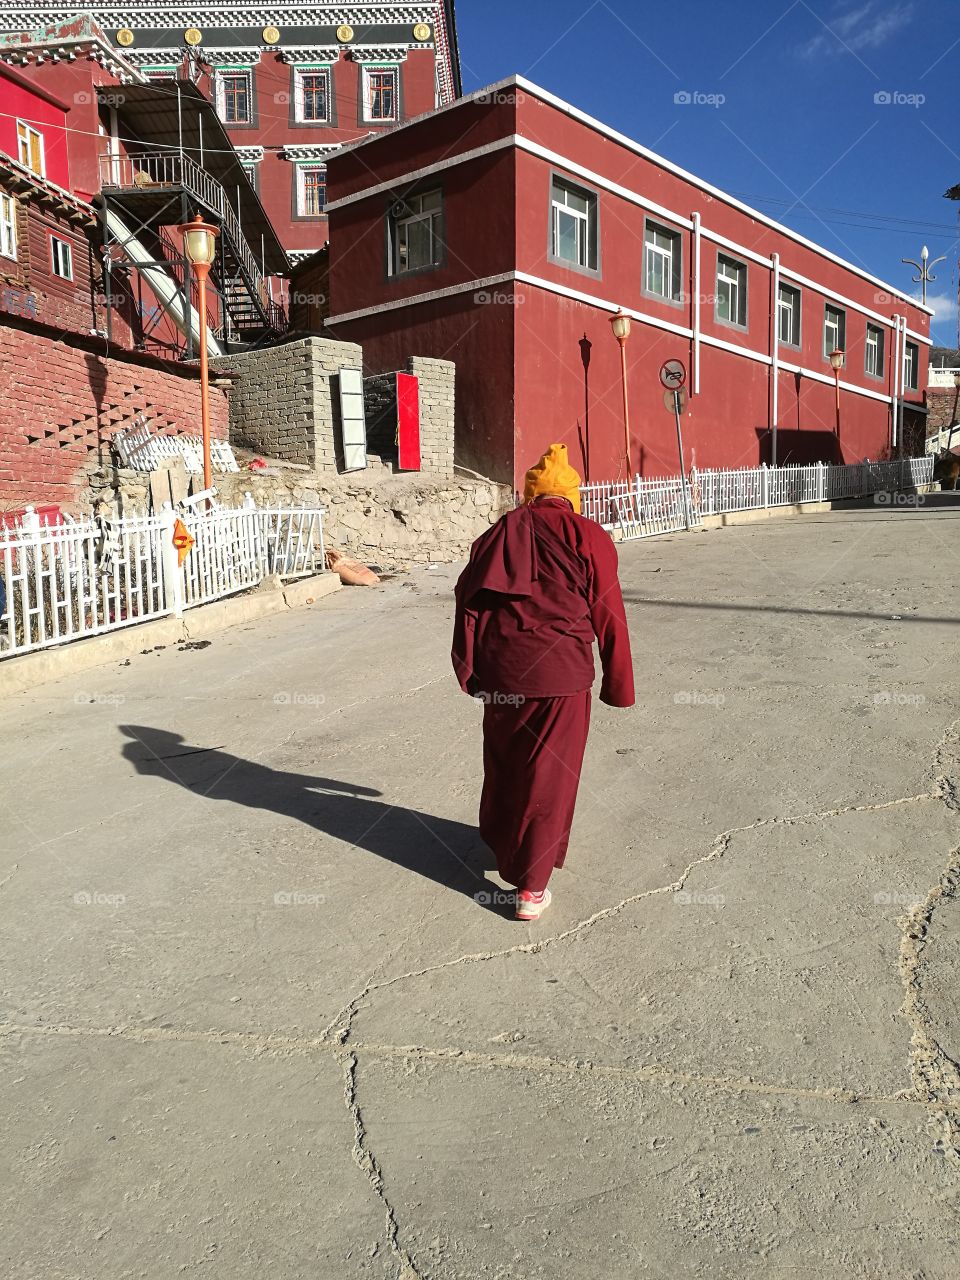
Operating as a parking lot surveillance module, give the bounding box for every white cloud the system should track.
[923,290,959,343]
[799,1,915,58]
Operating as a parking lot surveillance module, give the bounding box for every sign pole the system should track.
[673,389,692,530]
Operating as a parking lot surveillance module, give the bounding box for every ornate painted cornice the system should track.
[280,142,341,161]
[203,45,262,65]
[235,144,264,161]
[346,44,407,62]
[277,45,338,63]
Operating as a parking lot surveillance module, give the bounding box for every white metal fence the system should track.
[581,457,934,540]
[0,504,326,659]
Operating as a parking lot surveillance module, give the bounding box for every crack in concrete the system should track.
[898,853,960,1166]
[342,1050,421,1280]
[0,862,19,892]
[320,790,939,1050]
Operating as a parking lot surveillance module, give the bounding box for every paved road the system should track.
[2,499,959,1279]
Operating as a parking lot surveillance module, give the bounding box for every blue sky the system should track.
[457,0,960,348]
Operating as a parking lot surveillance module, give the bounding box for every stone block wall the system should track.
[408,356,455,477]
[926,386,960,434]
[211,336,363,474]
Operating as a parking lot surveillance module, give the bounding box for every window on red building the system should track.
[50,235,73,280]
[904,341,919,390]
[16,120,45,177]
[550,176,599,273]
[823,304,846,360]
[777,282,801,347]
[644,219,682,303]
[865,323,885,379]
[716,253,747,328]
[217,71,252,125]
[297,165,327,216]
[295,68,330,122]
[363,67,399,122]
[0,194,16,260]
[388,189,443,276]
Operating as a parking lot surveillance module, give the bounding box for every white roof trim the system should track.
[330,73,934,318]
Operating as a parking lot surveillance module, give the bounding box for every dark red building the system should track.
[324,77,931,489]
[0,3,463,268]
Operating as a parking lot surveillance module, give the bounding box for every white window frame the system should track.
[716,253,747,328]
[644,220,682,303]
[777,282,801,347]
[294,65,331,123]
[363,65,399,123]
[50,235,73,280]
[865,323,885,378]
[0,193,16,260]
[16,119,45,177]
[550,177,598,273]
[215,69,253,125]
[823,304,846,360]
[904,341,919,391]
[389,189,443,276]
[296,164,327,216]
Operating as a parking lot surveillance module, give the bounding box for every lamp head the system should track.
[609,310,631,341]
[178,214,219,266]
[829,348,845,372]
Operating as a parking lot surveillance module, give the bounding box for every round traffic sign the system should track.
[663,387,688,413]
[659,358,686,390]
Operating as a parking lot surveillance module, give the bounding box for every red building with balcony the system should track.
[0,3,463,268]
[324,76,932,489]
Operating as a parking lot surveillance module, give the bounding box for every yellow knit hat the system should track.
[523,443,582,513]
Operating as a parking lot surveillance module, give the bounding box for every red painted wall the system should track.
[0,71,71,190]
[327,85,931,487]
[0,325,228,512]
[206,48,442,257]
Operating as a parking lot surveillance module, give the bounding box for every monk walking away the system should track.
[452,444,635,922]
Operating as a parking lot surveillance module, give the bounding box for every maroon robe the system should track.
[452,497,634,894]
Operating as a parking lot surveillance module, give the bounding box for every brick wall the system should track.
[0,322,228,513]
[408,355,455,478]
[212,336,363,473]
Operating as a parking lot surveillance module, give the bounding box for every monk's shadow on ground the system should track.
[119,725,506,912]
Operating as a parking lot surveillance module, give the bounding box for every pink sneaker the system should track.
[515,888,552,921]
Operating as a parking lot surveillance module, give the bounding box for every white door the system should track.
[339,367,368,471]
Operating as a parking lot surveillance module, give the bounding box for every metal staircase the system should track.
[99,151,287,353]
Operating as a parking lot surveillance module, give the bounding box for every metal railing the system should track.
[99,151,273,319]
[581,457,935,540]
[1,504,327,659]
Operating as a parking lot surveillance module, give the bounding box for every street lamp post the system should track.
[901,244,946,308]
[609,310,632,475]
[177,214,220,494]
[829,348,844,436]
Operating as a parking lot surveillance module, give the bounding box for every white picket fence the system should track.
[0,504,326,659]
[580,457,934,539]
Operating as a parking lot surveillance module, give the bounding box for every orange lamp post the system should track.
[829,347,845,435]
[610,310,632,474]
[177,214,220,493]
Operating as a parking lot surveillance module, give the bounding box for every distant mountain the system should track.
[931,346,960,368]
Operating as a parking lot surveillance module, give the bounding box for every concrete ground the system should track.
[2,496,959,1279]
